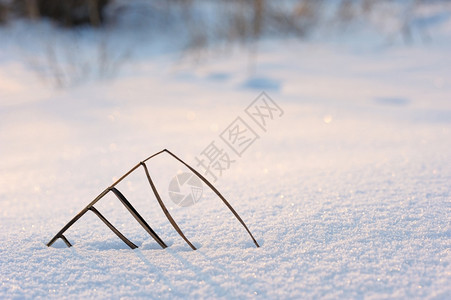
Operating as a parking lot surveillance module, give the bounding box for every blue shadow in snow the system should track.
[241,76,281,91]
[373,97,410,106]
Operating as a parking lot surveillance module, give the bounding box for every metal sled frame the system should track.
[47,149,260,250]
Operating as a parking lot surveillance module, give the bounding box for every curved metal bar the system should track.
[109,187,167,249]
[140,162,197,250]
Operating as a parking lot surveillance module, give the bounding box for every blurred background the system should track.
[1,0,450,214]
[1,0,450,202]
[1,0,450,87]
[1,2,451,298]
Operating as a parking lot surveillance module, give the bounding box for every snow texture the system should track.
[1,7,451,300]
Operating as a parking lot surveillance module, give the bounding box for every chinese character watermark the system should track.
[195,141,236,182]
[168,92,283,207]
[220,117,259,157]
[245,92,284,131]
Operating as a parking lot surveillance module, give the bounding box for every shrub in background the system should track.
[12,0,110,26]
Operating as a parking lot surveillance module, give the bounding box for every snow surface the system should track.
[1,9,451,300]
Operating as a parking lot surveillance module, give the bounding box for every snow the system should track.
[1,5,451,299]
